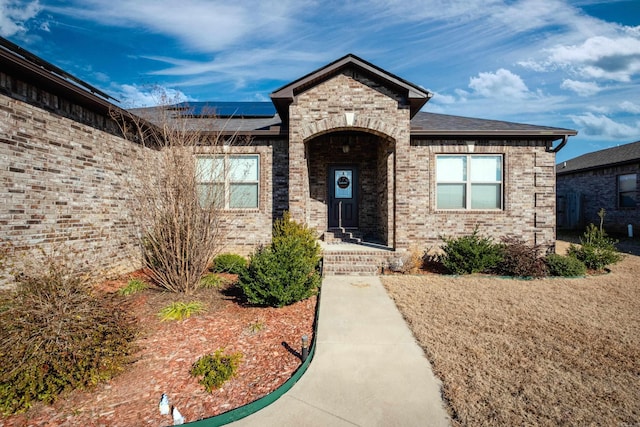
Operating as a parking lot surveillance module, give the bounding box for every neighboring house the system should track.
[1,37,577,276]
[556,141,640,233]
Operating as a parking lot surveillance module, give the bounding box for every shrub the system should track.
[238,213,321,307]
[272,211,321,265]
[118,278,148,296]
[190,349,242,393]
[239,242,321,307]
[545,253,587,277]
[440,228,503,275]
[158,301,205,321]
[387,246,425,274]
[199,273,230,289]
[0,260,137,415]
[211,253,247,275]
[567,222,623,271]
[495,237,548,278]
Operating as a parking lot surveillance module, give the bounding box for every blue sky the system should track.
[1,0,639,163]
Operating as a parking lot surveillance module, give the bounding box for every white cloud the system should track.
[429,91,457,104]
[493,0,578,33]
[115,84,190,108]
[353,0,502,22]
[560,79,601,97]
[619,101,640,114]
[468,69,530,99]
[0,0,41,37]
[548,35,640,82]
[569,113,640,139]
[45,0,312,53]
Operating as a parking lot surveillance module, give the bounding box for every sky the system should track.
[1,0,639,163]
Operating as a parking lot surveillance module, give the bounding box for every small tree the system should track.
[110,96,241,293]
[567,219,623,271]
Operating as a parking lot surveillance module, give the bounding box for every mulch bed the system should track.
[2,272,316,427]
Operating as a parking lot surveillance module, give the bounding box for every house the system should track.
[556,141,640,233]
[1,37,577,276]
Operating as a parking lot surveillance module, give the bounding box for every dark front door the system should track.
[328,166,358,228]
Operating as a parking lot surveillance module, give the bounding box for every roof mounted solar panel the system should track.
[170,102,276,118]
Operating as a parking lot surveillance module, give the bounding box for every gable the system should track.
[271,54,431,122]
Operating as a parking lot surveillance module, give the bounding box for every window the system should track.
[196,155,259,209]
[618,173,637,208]
[436,155,503,209]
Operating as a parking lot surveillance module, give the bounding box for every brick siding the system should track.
[557,164,640,234]
[284,70,556,251]
[0,91,149,280]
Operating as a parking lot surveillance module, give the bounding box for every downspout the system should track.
[548,135,568,153]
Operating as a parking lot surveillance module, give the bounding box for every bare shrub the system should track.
[110,96,242,294]
[0,254,137,415]
[496,236,548,278]
[387,245,425,274]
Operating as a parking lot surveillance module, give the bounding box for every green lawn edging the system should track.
[185,286,322,426]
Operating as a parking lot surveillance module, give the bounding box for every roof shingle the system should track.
[556,140,640,175]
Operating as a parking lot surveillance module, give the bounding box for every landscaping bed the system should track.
[1,274,316,427]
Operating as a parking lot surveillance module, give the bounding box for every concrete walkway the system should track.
[228,276,451,427]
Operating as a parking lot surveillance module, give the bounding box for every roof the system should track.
[270,54,432,122]
[1,36,574,142]
[411,112,576,139]
[557,140,640,175]
[0,36,119,114]
[133,102,575,141]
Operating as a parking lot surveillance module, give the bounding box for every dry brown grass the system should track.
[382,240,640,426]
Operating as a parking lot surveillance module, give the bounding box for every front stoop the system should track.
[320,245,395,276]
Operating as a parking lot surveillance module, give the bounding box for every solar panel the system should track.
[170,102,276,118]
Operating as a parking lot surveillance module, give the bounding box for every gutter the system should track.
[410,129,576,139]
[548,134,569,153]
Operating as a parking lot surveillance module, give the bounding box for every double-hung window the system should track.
[196,155,259,209]
[618,173,637,208]
[436,155,503,210]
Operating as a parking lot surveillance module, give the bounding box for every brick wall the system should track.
[0,92,151,280]
[0,74,281,285]
[193,139,284,255]
[288,71,410,243]
[284,69,556,251]
[557,164,640,233]
[408,139,557,249]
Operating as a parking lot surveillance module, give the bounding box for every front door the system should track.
[328,166,358,228]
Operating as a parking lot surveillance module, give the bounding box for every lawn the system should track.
[382,240,640,426]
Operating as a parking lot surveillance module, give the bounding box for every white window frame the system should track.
[196,154,260,209]
[436,154,503,210]
[618,173,637,208]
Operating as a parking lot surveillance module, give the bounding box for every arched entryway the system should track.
[305,130,395,247]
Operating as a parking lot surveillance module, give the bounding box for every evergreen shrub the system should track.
[190,349,242,392]
[211,253,247,275]
[440,227,503,275]
[545,253,587,277]
[239,212,321,307]
[567,223,623,271]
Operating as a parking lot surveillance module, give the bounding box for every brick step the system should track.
[321,250,391,276]
[322,228,364,244]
